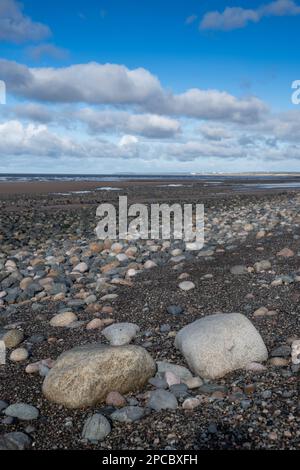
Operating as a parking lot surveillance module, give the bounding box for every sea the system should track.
[1,173,300,191]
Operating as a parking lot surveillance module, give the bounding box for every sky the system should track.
[0,0,300,174]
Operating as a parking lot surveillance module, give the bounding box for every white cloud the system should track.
[159,89,267,123]
[119,135,139,147]
[200,0,300,31]
[0,120,141,160]
[0,59,267,124]
[3,105,181,139]
[26,44,69,61]
[201,8,259,31]
[199,124,231,141]
[0,0,51,43]
[76,109,181,138]
[0,60,163,105]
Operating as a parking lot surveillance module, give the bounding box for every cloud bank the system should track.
[200,0,300,31]
[0,0,51,43]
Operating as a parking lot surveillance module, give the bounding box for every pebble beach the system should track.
[0,177,299,451]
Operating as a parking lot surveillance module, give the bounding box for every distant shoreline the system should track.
[1,174,300,195]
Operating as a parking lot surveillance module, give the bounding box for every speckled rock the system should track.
[42,343,156,409]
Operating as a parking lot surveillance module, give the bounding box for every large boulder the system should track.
[175,313,268,379]
[42,343,156,409]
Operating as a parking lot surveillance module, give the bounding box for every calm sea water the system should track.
[1,173,300,190]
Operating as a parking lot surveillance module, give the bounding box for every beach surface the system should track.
[0,178,299,450]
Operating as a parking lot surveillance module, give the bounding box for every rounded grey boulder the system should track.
[175,313,268,379]
[82,414,111,442]
[42,343,156,409]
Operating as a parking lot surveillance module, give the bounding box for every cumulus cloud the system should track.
[199,124,231,141]
[26,44,69,61]
[2,105,181,138]
[158,88,268,123]
[118,135,139,147]
[0,0,51,43]
[0,59,267,124]
[166,140,245,161]
[0,120,141,160]
[200,0,300,31]
[0,60,163,105]
[252,109,300,142]
[76,109,181,138]
[7,103,54,123]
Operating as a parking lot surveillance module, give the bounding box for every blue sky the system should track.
[0,0,300,173]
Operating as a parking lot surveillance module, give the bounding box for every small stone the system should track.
[126,268,137,277]
[2,416,14,425]
[50,312,77,327]
[85,294,97,305]
[144,260,157,269]
[86,319,104,331]
[111,242,123,254]
[102,306,113,315]
[178,273,189,280]
[166,305,183,316]
[110,406,144,423]
[208,423,218,434]
[269,357,289,367]
[82,414,111,443]
[165,371,181,387]
[182,397,200,410]
[256,230,266,239]
[10,348,28,362]
[270,345,291,358]
[106,391,126,408]
[291,340,300,365]
[157,361,192,382]
[89,242,104,253]
[230,265,248,275]
[116,253,128,263]
[261,390,272,399]
[148,375,168,389]
[253,307,269,317]
[169,383,189,398]
[147,389,178,411]
[100,293,118,301]
[183,375,203,389]
[241,399,252,410]
[74,262,89,273]
[27,334,45,344]
[102,322,140,346]
[244,384,256,395]
[178,281,195,291]
[0,329,24,349]
[4,403,39,421]
[160,324,171,333]
[254,260,271,272]
[0,432,32,450]
[277,248,294,258]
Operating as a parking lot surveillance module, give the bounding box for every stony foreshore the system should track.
[0,182,299,450]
